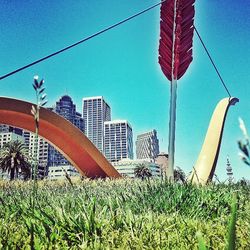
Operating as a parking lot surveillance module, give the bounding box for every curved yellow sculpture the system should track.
[0,97,121,179]
[189,97,239,185]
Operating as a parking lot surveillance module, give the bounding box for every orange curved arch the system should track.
[0,97,121,178]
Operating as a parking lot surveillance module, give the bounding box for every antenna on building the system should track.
[226,155,233,184]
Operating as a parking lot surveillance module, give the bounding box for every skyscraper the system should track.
[48,95,84,166]
[0,124,23,136]
[136,129,159,160]
[83,96,111,153]
[104,120,133,162]
[24,131,49,178]
[55,95,84,132]
[0,131,24,148]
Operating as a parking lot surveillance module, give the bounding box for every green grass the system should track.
[0,178,249,249]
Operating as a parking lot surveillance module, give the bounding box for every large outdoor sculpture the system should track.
[189,97,239,185]
[0,96,238,182]
[158,0,196,179]
[157,0,238,185]
[0,97,121,178]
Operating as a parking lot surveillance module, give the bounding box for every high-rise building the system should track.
[48,95,84,167]
[0,124,23,136]
[24,131,49,178]
[55,95,84,132]
[75,112,84,131]
[22,95,84,177]
[155,153,168,177]
[136,130,159,160]
[104,120,133,162]
[0,132,24,148]
[83,96,111,153]
[0,125,10,133]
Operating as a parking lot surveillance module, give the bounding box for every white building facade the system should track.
[112,159,161,178]
[136,130,159,160]
[47,165,79,180]
[104,120,133,162]
[24,131,49,178]
[0,132,24,148]
[83,96,111,153]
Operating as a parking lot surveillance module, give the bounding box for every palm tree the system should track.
[174,167,186,183]
[134,163,152,180]
[0,140,31,180]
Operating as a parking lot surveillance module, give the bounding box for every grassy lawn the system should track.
[0,178,249,249]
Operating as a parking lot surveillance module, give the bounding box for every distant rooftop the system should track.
[137,129,157,138]
[82,96,110,107]
[82,96,103,100]
[60,95,72,101]
[104,120,132,128]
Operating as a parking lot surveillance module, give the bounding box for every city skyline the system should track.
[1,0,250,180]
[0,93,159,165]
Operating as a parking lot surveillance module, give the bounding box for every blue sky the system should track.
[1,0,250,181]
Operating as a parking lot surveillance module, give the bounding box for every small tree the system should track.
[29,76,47,249]
[174,167,186,183]
[236,178,249,186]
[31,75,47,180]
[134,163,152,180]
[0,140,31,180]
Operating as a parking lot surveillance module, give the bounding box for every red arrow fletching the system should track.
[159,0,195,81]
